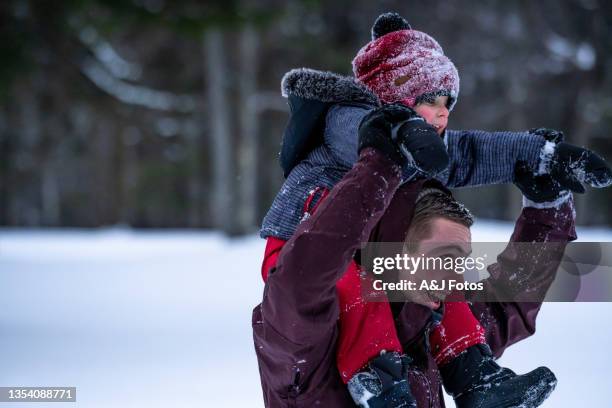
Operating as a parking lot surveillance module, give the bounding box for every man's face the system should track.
[400,217,472,309]
[413,95,450,136]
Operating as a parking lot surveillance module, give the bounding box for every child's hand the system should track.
[392,108,449,175]
[550,142,612,191]
[516,140,612,202]
[358,104,449,175]
[530,128,611,191]
[529,127,564,144]
[358,104,414,166]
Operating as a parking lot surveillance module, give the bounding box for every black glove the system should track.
[358,104,409,166]
[393,111,449,175]
[550,142,612,192]
[368,352,416,408]
[529,128,612,192]
[358,104,449,175]
[530,127,564,144]
[514,160,567,203]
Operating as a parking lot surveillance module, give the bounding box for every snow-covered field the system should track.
[0,221,611,408]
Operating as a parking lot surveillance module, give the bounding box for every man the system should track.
[260,13,612,406]
[252,104,602,407]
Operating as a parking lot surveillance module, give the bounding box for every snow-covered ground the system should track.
[0,221,611,408]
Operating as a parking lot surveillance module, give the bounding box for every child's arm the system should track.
[443,129,544,188]
[324,105,548,186]
[261,105,548,242]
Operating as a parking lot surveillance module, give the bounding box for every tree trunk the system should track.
[41,160,60,226]
[185,121,204,227]
[19,87,42,225]
[204,29,234,233]
[237,24,260,233]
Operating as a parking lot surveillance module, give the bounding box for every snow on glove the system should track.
[555,142,612,189]
[530,127,565,144]
[542,142,612,193]
[358,104,449,175]
[368,352,416,408]
[347,351,417,408]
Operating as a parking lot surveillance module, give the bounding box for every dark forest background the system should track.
[1,0,610,235]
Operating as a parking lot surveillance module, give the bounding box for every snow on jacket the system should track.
[252,147,576,407]
[261,68,547,240]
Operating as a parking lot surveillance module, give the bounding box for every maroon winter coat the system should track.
[252,147,576,407]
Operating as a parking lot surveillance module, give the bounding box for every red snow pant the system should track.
[261,190,486,383]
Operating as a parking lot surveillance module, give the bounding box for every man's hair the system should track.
[404,189,474,253]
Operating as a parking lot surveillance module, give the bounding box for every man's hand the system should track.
[514,161,567,203]
[358,104,449,175]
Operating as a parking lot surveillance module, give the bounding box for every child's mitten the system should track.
[550,142,612,191]
[358,104,449,175]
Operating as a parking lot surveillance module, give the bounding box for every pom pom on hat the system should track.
[371,12,411,40]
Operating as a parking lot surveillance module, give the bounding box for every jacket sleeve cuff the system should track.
[522,191,572,209]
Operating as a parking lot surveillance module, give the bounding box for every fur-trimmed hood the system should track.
[278,68,379,178]
[281,68,380,106]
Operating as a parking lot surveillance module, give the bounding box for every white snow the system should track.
[536,140,556,175]
[522,191,571,210]
[0,222,611,407]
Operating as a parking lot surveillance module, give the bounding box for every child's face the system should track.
[413,95,450,136]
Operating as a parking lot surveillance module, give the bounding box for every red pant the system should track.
[261,189,486,383]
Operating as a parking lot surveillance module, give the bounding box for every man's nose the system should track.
[438,107,449,118]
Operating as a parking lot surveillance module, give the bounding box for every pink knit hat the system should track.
[352,12,460,110]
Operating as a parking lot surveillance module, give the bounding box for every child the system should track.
[259,12,606,408]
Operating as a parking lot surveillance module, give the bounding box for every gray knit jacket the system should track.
[260,69,545,240]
